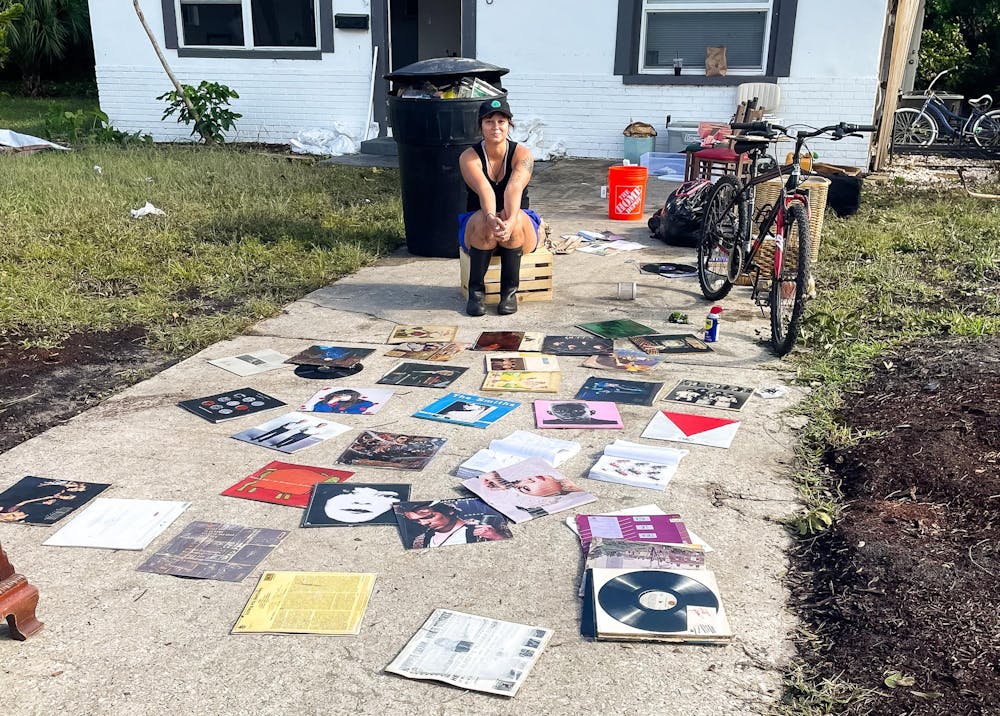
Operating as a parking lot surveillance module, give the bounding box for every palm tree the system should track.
[0,3,24,70]
[7,0,90,95]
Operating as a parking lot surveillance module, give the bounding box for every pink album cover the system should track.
[533,400,623,429]
[575,513,691,553]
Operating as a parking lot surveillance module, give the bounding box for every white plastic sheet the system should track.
[509,117,567,161]
[0,129,69,152]
[289,123,363,156]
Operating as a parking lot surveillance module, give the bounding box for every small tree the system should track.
[158,81,242,144]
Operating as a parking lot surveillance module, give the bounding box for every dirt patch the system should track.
[793,336,1000,715]
[0,327,175,453]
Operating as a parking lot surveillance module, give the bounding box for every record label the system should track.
[294,362,364,380]
[597,570,719,633]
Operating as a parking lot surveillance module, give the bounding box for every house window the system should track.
[177,0,318,50]
[640,0,772,74]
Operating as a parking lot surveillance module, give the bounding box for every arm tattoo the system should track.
[518,156,534,175]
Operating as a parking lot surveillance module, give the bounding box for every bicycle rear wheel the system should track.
[697,175,746,301]
[972,110,1000,148]
[892,108,938,146]
[769,203,810,357]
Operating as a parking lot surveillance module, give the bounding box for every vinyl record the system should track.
[294,362,363,380]
[597,569,719,634]
[639,262,698,278]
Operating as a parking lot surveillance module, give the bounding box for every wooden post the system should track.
[0,544,43,640]
[132,0,212,143]
[873,0,921,171]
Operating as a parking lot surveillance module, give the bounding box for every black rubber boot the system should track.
[465,247,493,317]
[497,246,522,315]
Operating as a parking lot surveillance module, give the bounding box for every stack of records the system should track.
[582,567,733,644]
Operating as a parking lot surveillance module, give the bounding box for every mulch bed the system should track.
[0,327,174,453]
[792,336,1000,715]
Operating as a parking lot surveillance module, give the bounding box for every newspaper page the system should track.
[385,609,553,696]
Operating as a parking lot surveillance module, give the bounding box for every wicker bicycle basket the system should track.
[736,176,830,285]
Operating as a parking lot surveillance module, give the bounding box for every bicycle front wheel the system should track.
[770,203,811,357]
[697,175,746,301]
[972,110,1000,148]
[892,108,938,146]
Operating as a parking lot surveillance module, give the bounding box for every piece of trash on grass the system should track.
[668,311,688,324]
[93,165,103,175]
[756,386,787,399]
[130,202,166,219]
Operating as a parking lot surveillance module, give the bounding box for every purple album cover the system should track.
[533,400,623,429]
[574,513,691,553]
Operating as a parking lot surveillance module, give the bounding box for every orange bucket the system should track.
[608,165,648,220]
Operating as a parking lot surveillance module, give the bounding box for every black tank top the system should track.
[466,140,530,212]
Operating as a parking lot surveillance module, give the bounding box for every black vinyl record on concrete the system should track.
[640,262,698,278]
[294,362,364,380]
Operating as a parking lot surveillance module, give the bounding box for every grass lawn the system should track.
[0,94,100,136]
[0,141,404,353]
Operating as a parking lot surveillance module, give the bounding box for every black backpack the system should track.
[648,178,713,247]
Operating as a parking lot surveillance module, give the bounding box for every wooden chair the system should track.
[0,544,43,640]
[684,101,765,182]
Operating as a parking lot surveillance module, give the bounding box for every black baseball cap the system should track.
[478,97,513,121]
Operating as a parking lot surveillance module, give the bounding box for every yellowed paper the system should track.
[232,571,376,635]
[481,371,560,393]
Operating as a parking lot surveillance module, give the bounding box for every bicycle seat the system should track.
[969,94,993,111]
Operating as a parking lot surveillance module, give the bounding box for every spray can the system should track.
[704,305,723,343]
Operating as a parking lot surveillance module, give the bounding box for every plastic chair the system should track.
[737,82,781,113]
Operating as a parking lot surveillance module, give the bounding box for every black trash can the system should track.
[386,58,509,258]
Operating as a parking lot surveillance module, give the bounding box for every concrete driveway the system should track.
[0,158,802,715]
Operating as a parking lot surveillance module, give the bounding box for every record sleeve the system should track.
[591,567,732,643]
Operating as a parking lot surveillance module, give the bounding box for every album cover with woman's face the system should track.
[301,483,411,527]
[0,476,109,525]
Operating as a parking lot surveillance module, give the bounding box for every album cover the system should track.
[392,498,512,549]
[136,521,288,582]
[414,392,519,429]
[231,412,351,454]
[574,377,663,406]
[641,411,742,449]
[629,334,713,355]
[575,513,691,554]
[582,349,661,373]
[576,319,658,340]
[473,331,525,352]
[284,345,375,367]
[386,325,458,344]
[301,483,411,527]
[585,537,706,573]
[384,342,468,361]
[519,332,546,352]
[221,461,353,508]
[178,388,285,423]
[541,335,614,356]
[207,349,290,376]
[337,430,446,470]
[586,439,688,491]
[484,353,560,372]
[590,567,733,643]
[0,476,109,526]
[663,380,754,412]
[481,371,561,393]
[232,571,376,635]
[533,400,623,429]
[300,386,393,415]
[42,498,189,550]
[461,458,597,524]
[377,362,467,389]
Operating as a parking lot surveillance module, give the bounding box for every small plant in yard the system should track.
[158,81,242,144]
[43,107,150,145]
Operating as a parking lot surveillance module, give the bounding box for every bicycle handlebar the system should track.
[729,121,876,140]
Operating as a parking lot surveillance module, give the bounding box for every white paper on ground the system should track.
[130,202,166,219]
[0,129,70,151]
[43,498,190,550]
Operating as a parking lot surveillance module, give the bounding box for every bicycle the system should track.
[892,68,1000,148]
[696,121,876,356]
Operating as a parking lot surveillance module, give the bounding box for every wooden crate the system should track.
[459,248,554,305]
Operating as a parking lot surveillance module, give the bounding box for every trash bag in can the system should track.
[386,58,509,258]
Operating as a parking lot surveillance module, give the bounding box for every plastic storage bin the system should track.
[665,123,701,152]
[640,152,687,179]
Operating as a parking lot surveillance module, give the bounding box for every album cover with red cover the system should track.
[221,460,353,508]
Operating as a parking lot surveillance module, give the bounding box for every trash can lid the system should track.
[385,57,509,85]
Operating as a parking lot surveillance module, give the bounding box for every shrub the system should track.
[157,81,241,144]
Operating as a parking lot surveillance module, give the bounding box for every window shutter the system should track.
[162,0,178,49]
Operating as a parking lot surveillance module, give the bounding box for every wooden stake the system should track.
[132,0,212,143]
[873,0,921,171]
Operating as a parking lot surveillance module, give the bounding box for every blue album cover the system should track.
[413,392,519,429]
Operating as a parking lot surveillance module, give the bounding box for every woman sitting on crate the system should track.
[458,97,541,316]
